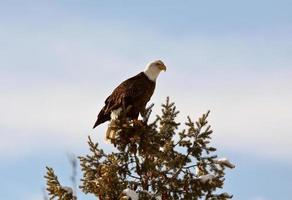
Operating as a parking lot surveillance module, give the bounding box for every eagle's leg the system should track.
[140,107,147,119]
[129,109,144,127]
[141,105,153,123]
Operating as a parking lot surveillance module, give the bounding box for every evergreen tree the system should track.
[45,97,235,200]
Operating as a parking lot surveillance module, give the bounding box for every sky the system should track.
[0,0,292,199]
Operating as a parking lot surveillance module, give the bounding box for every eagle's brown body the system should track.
[93,72,156,128]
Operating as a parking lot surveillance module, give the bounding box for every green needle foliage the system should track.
[45,97,234,200]
[45,167,77,200]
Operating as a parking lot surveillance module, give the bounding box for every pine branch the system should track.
[44,167,76,200]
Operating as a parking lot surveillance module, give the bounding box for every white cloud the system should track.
[174,69,292,159]
[1,70,292,160]
[0,86,111,158]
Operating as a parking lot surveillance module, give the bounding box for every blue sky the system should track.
[1,1,292,199]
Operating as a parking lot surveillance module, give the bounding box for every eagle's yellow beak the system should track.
[159,64,167,72]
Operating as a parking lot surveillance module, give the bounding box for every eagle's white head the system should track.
[143,60,167,81]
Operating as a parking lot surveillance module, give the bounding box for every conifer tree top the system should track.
[45,97,235,200]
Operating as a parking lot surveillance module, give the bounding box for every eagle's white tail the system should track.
[105,107,123,143]
[105,120,117,143]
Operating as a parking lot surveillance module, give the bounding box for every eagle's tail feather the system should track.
[105,120,117,143]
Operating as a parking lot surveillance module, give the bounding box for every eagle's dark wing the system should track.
[93,72,155,128]
[104,73,146,112]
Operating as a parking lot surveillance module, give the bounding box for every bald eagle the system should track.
[93,60,166,140]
